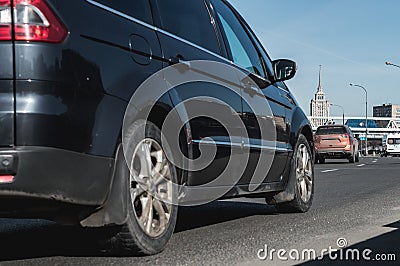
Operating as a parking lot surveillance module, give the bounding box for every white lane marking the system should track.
[357,164,366,167]
[321,169,339,173]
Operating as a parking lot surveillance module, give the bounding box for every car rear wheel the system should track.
[349,151,356,163]
[276,134,314,213]
[103,120,178,256]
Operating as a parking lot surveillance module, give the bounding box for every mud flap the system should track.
[80,145,129,227]
[272,157,296,204]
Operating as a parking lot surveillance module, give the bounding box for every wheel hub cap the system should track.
[130,138,173,238]
[296,144,313,203]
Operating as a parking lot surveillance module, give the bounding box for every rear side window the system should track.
[316,127,347,135]
[154,0,221,54]
[96,0,153,25]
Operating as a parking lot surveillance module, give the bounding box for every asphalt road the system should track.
[0,157,399,265]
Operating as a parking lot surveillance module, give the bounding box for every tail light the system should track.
[340,134,350,139]
[314,135,321,143]
[339,134,351,146]
[0,0,67,43]
[0,1,12,40]
[0,175,14,183]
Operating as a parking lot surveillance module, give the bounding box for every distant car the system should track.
[314,125,359,164]
[383,133,400,157]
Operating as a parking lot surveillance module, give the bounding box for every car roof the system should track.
[317,125,347,128]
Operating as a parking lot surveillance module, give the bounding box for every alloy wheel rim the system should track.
[130,138,173,238]
[295,144,313,203]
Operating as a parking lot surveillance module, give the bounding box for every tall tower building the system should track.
[310,66,330,127]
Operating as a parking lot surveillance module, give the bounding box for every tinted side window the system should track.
[154,0,221,54]
[97,0,153,25]
[316,127,347,135]
[212,0,265,78]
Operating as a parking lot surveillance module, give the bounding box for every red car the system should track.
[314,125,359,164]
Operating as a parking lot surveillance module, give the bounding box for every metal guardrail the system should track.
[307,116,400,135]
[308,116,400,121]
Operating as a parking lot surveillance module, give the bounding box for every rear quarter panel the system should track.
[14,0,164,157]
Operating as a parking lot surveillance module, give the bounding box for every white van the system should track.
[385,133,400,156]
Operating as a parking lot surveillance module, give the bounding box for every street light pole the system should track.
[386,61,400,69]
[350,83,368,156]
[330,104,345,125]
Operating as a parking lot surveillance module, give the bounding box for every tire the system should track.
[276,134,314,213]
[349,151,355,163]
[319,158,325,164]
[355,152,360,163]
[103,120,178,256]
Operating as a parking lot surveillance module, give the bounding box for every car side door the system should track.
[211,0,290,185]
[151,0,244,187]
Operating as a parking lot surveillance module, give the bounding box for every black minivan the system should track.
[0,0,314,255]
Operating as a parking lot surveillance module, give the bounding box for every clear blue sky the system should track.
[228,0,400,117]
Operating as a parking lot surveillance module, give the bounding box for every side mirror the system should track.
[272,59,297,82]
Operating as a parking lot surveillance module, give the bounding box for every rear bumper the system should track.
[316,149,352,159]
[0,146,115,209]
